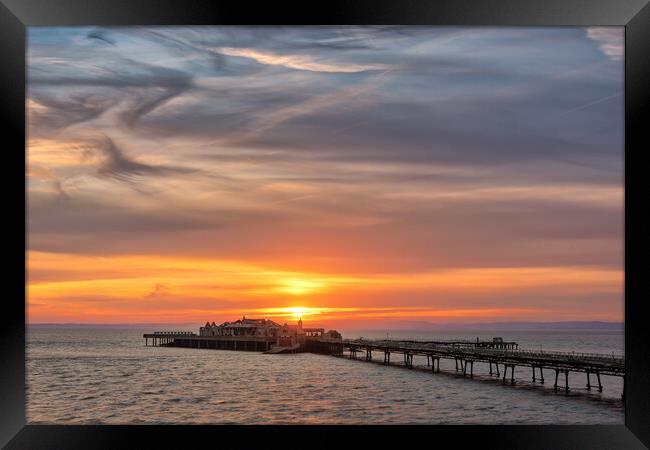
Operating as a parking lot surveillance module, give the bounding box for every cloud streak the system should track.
[217,47,394,73]
[95,136,194,182]
[586,27,624,61]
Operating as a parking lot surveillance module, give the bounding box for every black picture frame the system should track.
[1,0,648,448]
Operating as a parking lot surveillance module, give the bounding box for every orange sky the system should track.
[26,27,624,326]
[27,249,623,325]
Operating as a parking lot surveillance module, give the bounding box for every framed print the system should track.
[1,0,649,448]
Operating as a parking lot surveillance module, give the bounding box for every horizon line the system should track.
[27,319,624,326]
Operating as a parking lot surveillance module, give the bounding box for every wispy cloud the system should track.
[27,165,69,200]
[96,136,194,182]
[586,27,624,61]
[30,58,194,129]
[231,70,392,143]
[217,47,393,73]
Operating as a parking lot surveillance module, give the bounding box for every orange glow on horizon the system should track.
[26,250,623,325]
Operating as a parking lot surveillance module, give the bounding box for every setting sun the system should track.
[287,307,310,318]
[259,306,323,320]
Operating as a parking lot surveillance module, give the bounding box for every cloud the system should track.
[28,93,119,134]
[117,65,194,127]
[217,47,393,73]
[27,165,69,200]
[586,27,624,61]
[95,136,194,182]
[29,59,194,129]
[144,283,168,299]
[230,71,391,144]
[86,30,116,46]
[27,190,215,236]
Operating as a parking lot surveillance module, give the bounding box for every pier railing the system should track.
[152,331,195,335]
[344,339,623,363]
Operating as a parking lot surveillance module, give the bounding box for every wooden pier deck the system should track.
[315,338,625,396]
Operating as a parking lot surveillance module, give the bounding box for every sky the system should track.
[26,26,624,327]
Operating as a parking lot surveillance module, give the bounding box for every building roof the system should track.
[214,317,282,328]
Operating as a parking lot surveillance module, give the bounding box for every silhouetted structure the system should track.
[145,316,342,353]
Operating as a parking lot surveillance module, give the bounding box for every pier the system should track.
[144,318,624,399]
[309,338,625,397]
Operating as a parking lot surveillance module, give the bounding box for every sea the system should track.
[26,326,625,425]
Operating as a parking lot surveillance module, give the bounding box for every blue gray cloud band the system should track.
[26,26,623,273]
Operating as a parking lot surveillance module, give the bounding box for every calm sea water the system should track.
[26,327,624,424]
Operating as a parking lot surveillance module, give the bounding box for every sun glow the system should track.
[256,306,333,320]
[275,278,326,295]
[286,306,311,319]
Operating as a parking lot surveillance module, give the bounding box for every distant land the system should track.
[28,321,624,331]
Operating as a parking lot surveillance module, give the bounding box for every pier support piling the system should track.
[622,377,625,400]
[565,370,570,394]
[403,353,413,368]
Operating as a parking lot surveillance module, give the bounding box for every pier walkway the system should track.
[316,338,625,396]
